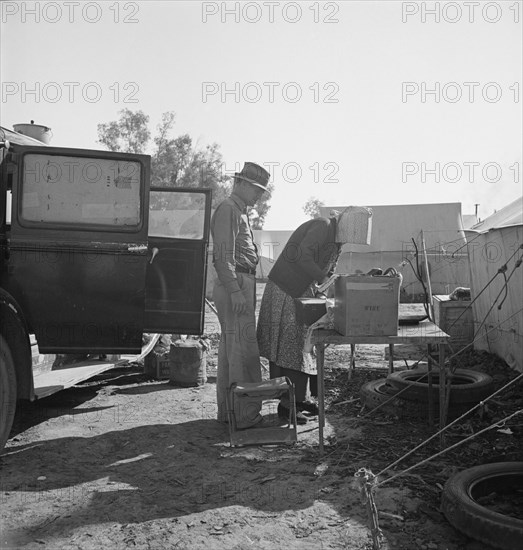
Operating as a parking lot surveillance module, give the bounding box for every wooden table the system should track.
[310,320,450,452]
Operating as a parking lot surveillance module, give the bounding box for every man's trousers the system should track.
[213,273,262,428]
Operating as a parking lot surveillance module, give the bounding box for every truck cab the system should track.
[0,126,211,451]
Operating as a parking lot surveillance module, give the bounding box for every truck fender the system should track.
[0,289,33,400]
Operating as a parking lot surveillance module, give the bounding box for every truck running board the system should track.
[33,335,161,399]
[33,360,128,399]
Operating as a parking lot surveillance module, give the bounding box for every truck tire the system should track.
[386,368,493,404]
[0,334,17,453]
[441,462,523,550]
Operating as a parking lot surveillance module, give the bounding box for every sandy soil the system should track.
[1,293,521,550]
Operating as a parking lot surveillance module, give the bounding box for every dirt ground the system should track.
[1,295,522,550]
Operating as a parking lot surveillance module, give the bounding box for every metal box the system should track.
[333,275,400,336]
[295,298,327,326]
[433,295,474,353]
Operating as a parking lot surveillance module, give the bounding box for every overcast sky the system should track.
[1,0,522,229]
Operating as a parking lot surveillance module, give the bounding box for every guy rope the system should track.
[351,368,523,549]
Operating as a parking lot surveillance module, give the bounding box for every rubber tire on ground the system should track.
[359,378,472,420]
[0,334,17,453]
[386,368,494,404]
[359,379,418,416]
[441,462,523,550]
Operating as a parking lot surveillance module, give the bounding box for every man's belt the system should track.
[236,265,256,275]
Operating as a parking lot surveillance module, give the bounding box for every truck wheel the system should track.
[441,462,523,550]
[386,368,493,404]
[0,335,17,453]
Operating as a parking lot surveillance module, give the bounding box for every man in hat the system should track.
[211,162,270,429]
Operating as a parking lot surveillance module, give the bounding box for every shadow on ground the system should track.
[0,419,371,547]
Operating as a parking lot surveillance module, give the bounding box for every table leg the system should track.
[439,344,447,448]
[349,344,356,379]
[317,343,325,453]
[427,345,434,427]
[388,344,394,374]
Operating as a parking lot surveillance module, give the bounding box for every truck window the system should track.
[20,154,142,228]
[149,190,205,239]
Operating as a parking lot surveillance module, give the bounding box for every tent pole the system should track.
[421,230,434,321]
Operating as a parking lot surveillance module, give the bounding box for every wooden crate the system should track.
[433,295,474,354]
[144,351,171,380]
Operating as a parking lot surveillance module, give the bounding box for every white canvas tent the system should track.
[470,196,523,232]
[466,197,523,372]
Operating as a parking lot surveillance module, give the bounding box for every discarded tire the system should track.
[359,379,431,417]
[386,368,494,404]
[441,462,523,550]
[359,379,401,410]
[360,378,473,419]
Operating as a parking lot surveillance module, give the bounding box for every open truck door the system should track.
[4,146,150,354]
[145,187,212,335]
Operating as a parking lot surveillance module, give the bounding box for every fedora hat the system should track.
[234,162,270,191]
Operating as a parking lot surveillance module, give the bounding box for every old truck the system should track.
[0,126,212,452]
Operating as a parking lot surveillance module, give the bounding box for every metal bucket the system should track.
[169,340,207,387]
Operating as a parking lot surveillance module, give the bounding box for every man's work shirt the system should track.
[211,193,259,294]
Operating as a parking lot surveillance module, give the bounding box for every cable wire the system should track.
[377,409,522,488]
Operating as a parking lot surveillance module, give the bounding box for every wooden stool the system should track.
[227,377,298,447]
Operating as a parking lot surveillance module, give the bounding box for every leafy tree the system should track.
[97,109,272,227]
[303,197,325,219]
[97,109,150,154]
